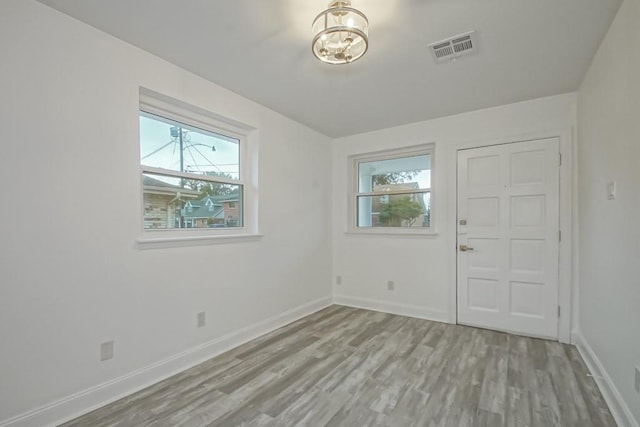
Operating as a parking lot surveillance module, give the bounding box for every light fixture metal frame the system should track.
[312,4,369,65]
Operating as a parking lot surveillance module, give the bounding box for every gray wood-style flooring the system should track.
[61,306,615,427]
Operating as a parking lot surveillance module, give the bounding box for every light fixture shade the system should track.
[312,1,369,65]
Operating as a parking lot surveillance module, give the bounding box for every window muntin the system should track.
[140,112,243,230]
[353,147,433,231]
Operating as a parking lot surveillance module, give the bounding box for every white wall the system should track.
[577,0,640,423]
[332,94,577,324]
[5,0,636,424]
[0,1,332,424]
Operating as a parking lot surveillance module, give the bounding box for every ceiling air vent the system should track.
[429,31,478,63]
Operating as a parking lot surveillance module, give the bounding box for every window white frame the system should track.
[137,88,260,248]
[348,143,435,236]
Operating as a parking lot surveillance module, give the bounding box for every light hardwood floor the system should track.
[62,306,615,426]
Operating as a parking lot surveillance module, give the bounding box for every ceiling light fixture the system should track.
[312,0,369,65]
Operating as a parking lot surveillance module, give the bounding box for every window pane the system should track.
[140,112,240,180]
[358,155,431,193]
[143,173,242,229]
[357,192,430,228]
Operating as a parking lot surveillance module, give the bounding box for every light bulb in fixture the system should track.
[311,0,368,65]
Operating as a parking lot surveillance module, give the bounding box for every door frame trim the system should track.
[446,128,575,343]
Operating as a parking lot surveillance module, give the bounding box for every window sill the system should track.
[136,233,263,250]
[345,230,439,239]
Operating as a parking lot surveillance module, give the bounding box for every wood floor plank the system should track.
[531,369,563,426]
[478,344,508,416]
[208,357,330,426]
[60,355,244,427]
[267,388,348,426]
[563,344,617,427]
[148,391,234,427]
[389,387,430,425]
[324,403,390,427]
[259,351,351,417]
[216,335,319,394]
[62,305,616,427]
[505,386,531,427]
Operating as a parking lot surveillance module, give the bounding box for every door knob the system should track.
[459,244,474,252]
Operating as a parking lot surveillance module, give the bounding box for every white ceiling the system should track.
[37,0,621,138]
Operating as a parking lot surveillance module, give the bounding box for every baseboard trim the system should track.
[574,331,639,427]
[0,296,333,427]
[333,295,449,323]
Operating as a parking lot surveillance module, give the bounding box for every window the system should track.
[350,144,434,234]
[138,89,258,246]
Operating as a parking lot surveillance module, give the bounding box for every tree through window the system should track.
[351,145,433,231]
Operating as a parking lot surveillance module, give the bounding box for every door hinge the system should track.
[559,153,562,166]
[558,305,561,318]
[558,230,562,242]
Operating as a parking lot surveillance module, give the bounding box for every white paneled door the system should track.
[457,138,560,339]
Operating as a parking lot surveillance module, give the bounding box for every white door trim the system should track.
[445,128,574,343]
